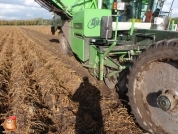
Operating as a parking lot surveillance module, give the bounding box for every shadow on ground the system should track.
[49,39,59,43]
[72,77,104,134]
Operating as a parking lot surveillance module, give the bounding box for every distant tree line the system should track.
[0,18,52,26]
[1,17,177,26]
[172,18,178,24]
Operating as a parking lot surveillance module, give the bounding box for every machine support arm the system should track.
[52,0,73,16]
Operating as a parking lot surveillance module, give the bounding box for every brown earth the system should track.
[0,26,143,134]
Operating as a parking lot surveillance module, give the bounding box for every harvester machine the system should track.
[36,0,178,133]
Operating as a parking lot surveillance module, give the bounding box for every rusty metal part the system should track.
[128,39,178,134]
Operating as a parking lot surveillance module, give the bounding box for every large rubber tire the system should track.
[128,39,178,134]
[59,33,72,56]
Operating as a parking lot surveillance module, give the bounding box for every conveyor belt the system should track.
[35,0,70,19]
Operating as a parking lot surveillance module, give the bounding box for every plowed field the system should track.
[0,26,143,134]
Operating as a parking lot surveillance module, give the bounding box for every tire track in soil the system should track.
[19,27,113,97]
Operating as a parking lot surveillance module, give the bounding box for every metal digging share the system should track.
[35,0,178,133]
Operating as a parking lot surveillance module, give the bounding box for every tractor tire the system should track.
[128,39,178,134]
[59,33,72,56]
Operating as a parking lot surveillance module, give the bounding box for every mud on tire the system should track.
[128,39,178,134]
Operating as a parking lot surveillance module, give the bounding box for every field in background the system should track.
[0,26,142,134]
[21,26,59,36]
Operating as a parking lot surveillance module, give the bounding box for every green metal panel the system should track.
[84,9,111,36]
[72,11,84,35]
[52,0,97,16]
[89,45,99,66]
[72,9,111,37]
[71,9,111,61]
[82,45,99,77]
[71,36,85,61]
[103,0,114,9]
[89,45,99,76]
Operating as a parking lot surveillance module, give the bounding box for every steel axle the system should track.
[157,89,178,112]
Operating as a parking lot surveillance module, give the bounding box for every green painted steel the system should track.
[87,45,99,76]
[106,71,119,78]
[71,9,111,61]
[102,11,119,60]
[83,45,100,77]
[104,56,126,70]
[171,20,175,31]
[51,0,97,17]
[36,0,178,87]
[51,0,72,16]
[35,0,178,132]
[130,19,135,35]
[99,53,104,80]
[72,9,111,37]
[103,0,114,9]
[88,45,98,67]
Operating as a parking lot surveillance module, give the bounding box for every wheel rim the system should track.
[104,77,116,89]
[104,67,117,89]
[133,60,178,133]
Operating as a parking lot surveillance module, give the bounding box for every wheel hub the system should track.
[157,95,171,111]
[157,89,178,112]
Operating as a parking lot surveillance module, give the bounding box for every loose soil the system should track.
[0,26,143,134]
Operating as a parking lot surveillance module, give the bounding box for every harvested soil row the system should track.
[0,27,10,37]
[17,28,83,133]
[21,26,59,36]
[0,28,14,131]
[0,28,13,52]
[10,28,79,133]
[19,27,120,100]
[8,31,32,133]
[18,27,143,134]
[19,27,99,87]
